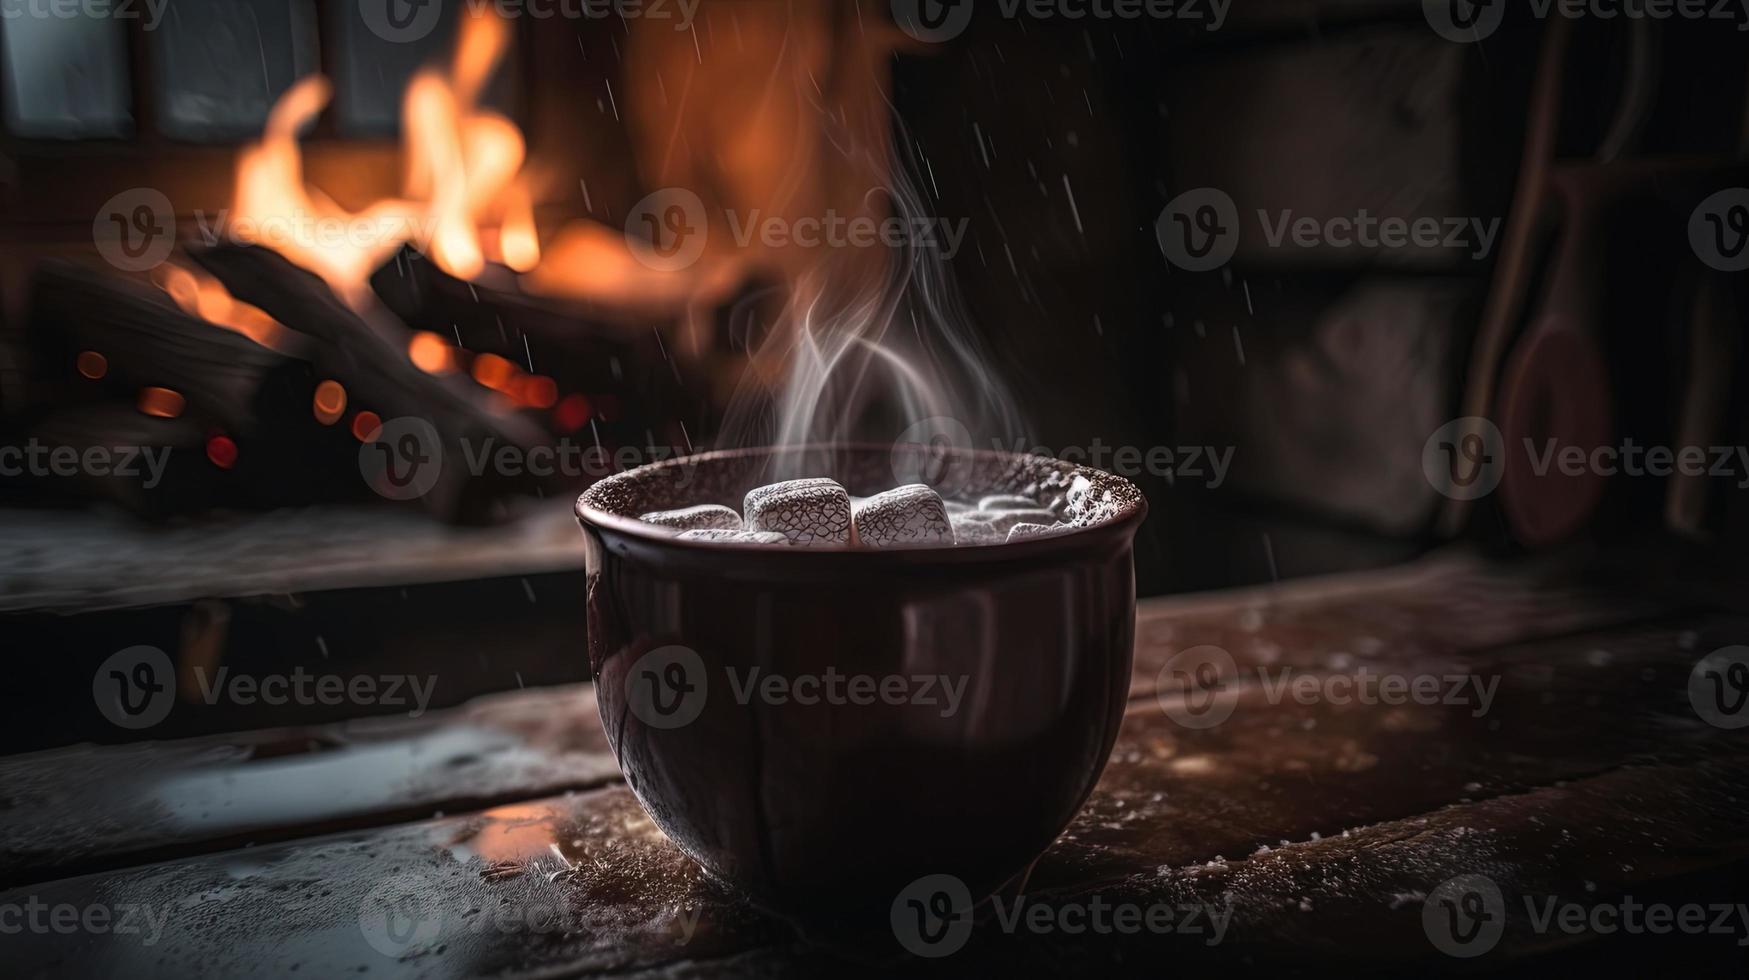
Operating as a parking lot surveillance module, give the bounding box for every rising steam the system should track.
[715,138,1029,480]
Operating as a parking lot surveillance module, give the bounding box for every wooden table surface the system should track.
[4,551,1746,977]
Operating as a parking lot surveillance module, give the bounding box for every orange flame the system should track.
[154,262,291,350]
[232,9,536,304]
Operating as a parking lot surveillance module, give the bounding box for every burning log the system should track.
[12,404,219,519]
[27,260,294,432]
[190,243,550,523]
[369,246,716,458]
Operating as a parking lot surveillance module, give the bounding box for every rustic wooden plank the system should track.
[0,498,583,614]
[4,607,1739,976]
[0,685,617,888]
[1130,550,1672,693]
[1051,616,1747,890]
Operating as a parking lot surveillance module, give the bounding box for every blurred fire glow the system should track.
[139,387,186,420]
[351,411,383,442]
[154,263,291,350]
[206,435,239,470]
[76,351,108,380]
[231,8,537,305]
[312,380,347,425]
[408,331,457,375]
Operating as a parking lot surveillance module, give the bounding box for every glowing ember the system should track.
[312,380,347,425]
[139,387,186,419]
[553,393,590,431]
[76,351,108,380]
[408,332,456,374]
[513,375,558,409]
[206,435,239,470]
[471,352,515,390]
[153,263,290,350]
[351,411,383,442]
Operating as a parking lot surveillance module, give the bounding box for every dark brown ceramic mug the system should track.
[575,444,1146,920]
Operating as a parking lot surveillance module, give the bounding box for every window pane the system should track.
[329,0,514,136]
[1,13,132,139]
[149,0,320,142]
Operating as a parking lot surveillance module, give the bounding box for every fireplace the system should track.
[1,4,1748,974]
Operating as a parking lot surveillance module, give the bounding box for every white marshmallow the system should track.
[639,504,743,532]
[985,509,1058,535]
[977,494,1039,512]
[676,529,789,545]
[852,484,952,548]
[949,510,1007,545]
[744,478,853,546]
[1006,522,1067,542]
[744,477,839,517]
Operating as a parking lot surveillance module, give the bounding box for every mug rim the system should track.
[575,442,1148,561]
